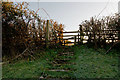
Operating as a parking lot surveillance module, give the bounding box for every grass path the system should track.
[2,45,119,79]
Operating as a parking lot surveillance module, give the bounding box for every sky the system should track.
[5,0,120,2]
[28,2,118,31]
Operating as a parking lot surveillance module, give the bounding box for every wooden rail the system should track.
[62,31,79,33]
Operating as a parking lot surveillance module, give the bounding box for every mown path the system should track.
[48,52,75,71]
[39,47,76,79]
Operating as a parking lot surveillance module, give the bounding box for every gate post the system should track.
[46,20,49,48]
[74,36,76,45]
[79,25,83,44]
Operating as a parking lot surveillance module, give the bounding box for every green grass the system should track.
[72,45,119,78]
[2,49,58,78]
[2,45,119,79]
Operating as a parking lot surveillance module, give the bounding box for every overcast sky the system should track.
[28,2,118,31]
[6,0,120,2]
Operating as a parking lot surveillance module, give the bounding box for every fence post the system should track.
[78,33,80,44]
[59,31,62,46]
[112,36,114,44]
[64,40,65,46]
[46,20,49,48]
[79,25,83,44]
[74,36,76,45]
[93,32,97,49]
[88,32,91,43]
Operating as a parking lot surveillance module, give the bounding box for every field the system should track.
[2,45,119,79]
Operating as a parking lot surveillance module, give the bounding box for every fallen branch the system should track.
[27,49,35,60]
[2,48,29,64]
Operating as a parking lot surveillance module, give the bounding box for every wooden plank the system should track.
[62,38,119,41]
[63,35,78,37]
[83,30,120,32]
[64,42,74,44]
[84,34,118,36]
[63,38,74,40]
[62,31,79,33]
[63,38,88,40]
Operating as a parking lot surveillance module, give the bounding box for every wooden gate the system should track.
[58,26,120,46]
